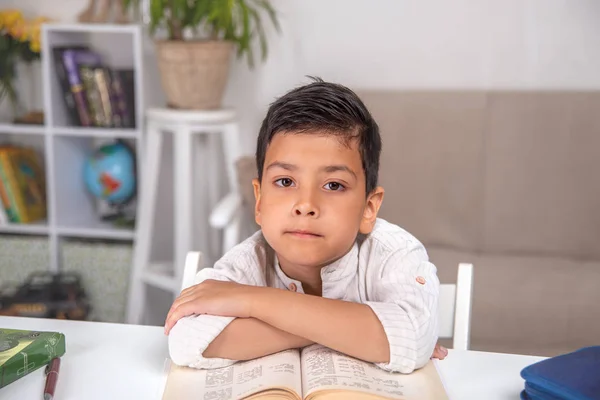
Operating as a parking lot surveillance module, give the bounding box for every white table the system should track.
[0,316,545,400]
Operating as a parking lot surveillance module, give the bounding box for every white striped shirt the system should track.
[168,218,439,373]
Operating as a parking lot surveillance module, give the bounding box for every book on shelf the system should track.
[0,175,9,224]
[112,69,136,128]
[0,146,47,223]
[52,46,90,127]
[162,344,449,400]
[76,50,108,127]
[0,328,66,388]
[52,46,136,129]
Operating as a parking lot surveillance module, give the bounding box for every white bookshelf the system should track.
[0,23,144,272]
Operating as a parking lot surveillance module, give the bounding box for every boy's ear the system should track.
[252,178,262,226]
[359,186,384,234]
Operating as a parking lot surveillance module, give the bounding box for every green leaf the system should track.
[239,0,250,49]
[255,0,279,32]
[247,6,267,62]
[190,0,210,27]
[141,0,279,67]
[175,0,189,23]
[121,0,140,10]
[150,0,165,34]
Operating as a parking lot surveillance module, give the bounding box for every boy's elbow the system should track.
[384,337,435,374]
[383,320,437,374]
[168,321,198,367]
[412,318,438,371]
[167,315,238,369]
[413,344,435,371]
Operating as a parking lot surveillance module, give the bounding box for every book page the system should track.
[300,345,448,400]
[162,349,303,400]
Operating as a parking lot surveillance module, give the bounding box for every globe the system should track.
[83,142,136,205]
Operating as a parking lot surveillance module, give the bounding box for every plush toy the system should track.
[77,0,129,24]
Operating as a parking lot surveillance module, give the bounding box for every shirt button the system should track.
[416,276,426,285]
[288,283,297,292]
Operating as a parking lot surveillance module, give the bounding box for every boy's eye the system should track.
[324,182,345,191]
[275,178,294,187]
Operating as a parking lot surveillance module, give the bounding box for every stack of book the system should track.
[0,146,47,224]
[0,328,66,389]
[52,46,136,128]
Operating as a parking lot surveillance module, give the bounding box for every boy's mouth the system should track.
[285,229,323,239]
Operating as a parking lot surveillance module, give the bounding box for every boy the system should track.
[164,78,447,373]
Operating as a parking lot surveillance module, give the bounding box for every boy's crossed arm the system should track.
[201,316,313,360]
[166,281,390,363]
[201,312,447,363]
[165,250,444,373]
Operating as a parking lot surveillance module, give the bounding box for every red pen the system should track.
[44,357,61,400]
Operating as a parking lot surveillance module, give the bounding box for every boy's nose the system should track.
[293,197,319,217]
[294,205,317,217]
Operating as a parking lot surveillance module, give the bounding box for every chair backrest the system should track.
[438,263,474,351]
[181,252,204,291]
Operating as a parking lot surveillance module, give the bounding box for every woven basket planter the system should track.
[154,40,234,110]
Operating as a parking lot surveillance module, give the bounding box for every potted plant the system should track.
[0,10,48,124]
[123,0,279,110]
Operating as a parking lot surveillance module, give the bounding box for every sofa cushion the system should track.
[428,245,600,356]
[483,92,600,260]
[359,91,487,252]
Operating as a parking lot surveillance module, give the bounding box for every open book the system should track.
[162,344,449,400]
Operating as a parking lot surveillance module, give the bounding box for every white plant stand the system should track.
[0,23,144,271]
[125,108,242,325]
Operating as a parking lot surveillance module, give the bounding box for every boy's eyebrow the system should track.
[266,161,297,172]
[321,165,357,180]
[266,162,358,180]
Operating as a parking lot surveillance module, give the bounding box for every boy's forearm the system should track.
[203,317,313,360]
[250,288,390,364]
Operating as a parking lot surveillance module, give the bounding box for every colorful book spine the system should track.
[0,149,20,223]
[107,69,123,127]
[114,69,136,128]
[80,66,105,127]
[0,167,14,223]
[62,49,103,127]
[0,148,47,223]
[94,67,114,127]
[0,183,8,224]
[0,328,66,389]
[52,46,88,126]
[109,70,128,127]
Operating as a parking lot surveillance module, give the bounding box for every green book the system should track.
[0,328,66,388]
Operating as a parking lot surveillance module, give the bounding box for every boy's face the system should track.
[253,133,384,270]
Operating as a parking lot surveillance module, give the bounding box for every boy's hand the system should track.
[164,280,258,335]
[431,343,448,360]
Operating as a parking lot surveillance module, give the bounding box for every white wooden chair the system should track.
[181,252,473,351]
[438,263,474,351]
[181,252,205,291]
[209,192,244,256]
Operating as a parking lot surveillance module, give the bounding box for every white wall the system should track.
[7,0,600,151]
[226,0,600,151]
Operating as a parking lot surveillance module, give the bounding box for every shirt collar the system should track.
[319,242,359,282]
[273,254,304,292]
[273,242,359,292]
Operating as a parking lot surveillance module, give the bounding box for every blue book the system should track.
[520,346,600,400]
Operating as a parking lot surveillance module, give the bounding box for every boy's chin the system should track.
[277,250,338,270]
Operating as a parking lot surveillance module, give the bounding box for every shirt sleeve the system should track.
[168,238,266,369]
[364,241,440,373]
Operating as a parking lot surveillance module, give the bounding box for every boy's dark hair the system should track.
[256,77,381,195]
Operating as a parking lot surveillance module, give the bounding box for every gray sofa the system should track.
[360,90,600,356]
